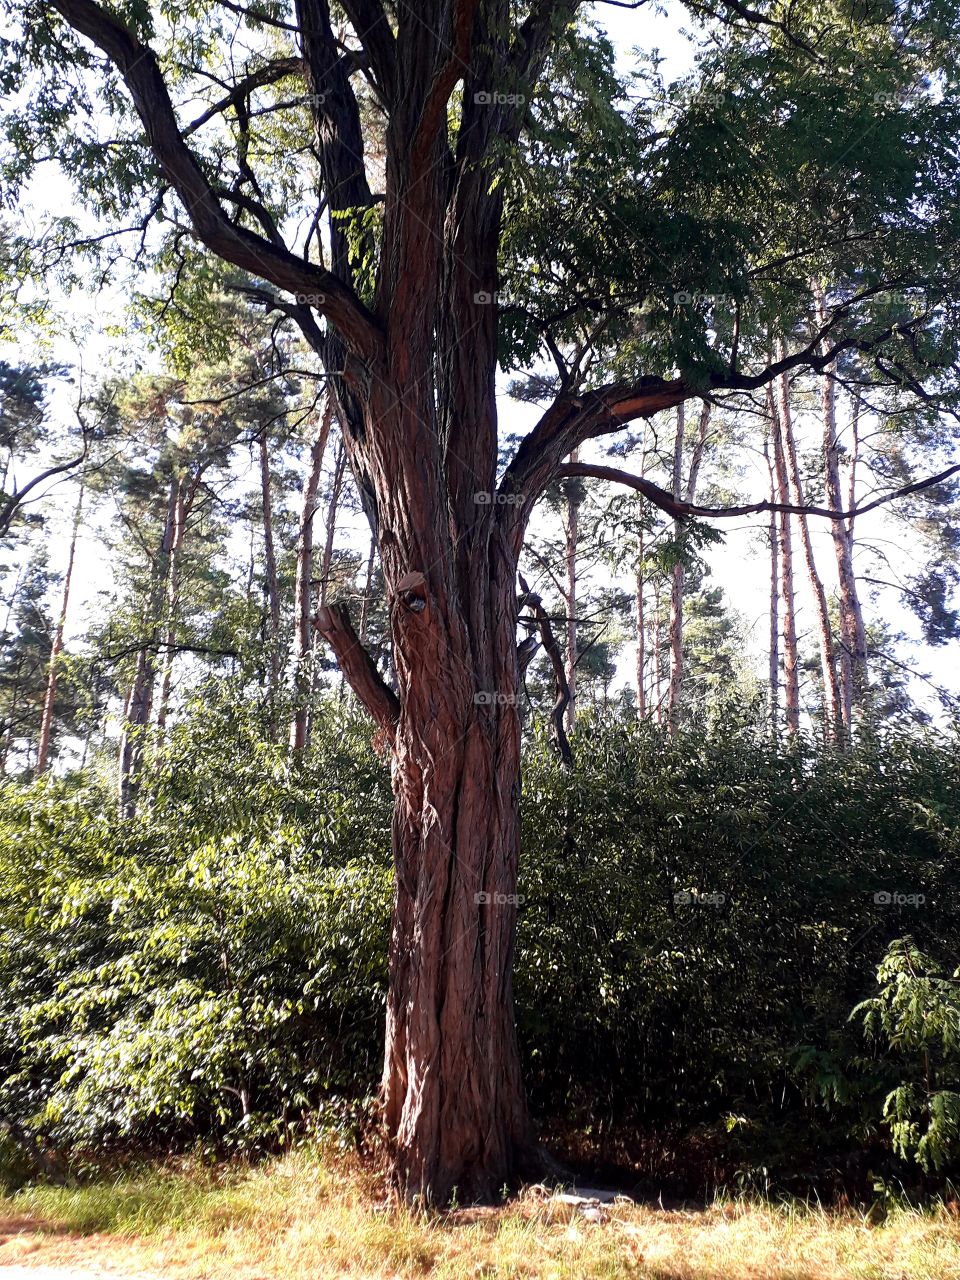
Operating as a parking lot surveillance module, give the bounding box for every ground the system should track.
[2,1149,960,1279]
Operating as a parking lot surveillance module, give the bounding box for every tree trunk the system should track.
[318,435,347,610]
[667,405,685,734]
[258,430,282,732]
[156,477,189,733]
[764,440,780,735]
[358,531,377,644]
[768,384,800,735]
[118,474,178,816]
[652,579,664,722]
[36,482,83,775]
[378,563,536,1204]
[775,358,843,737]
[635,564,646,717]
[562,449,579,733]
[304,436,348,744]
[821,365,868,729]
[290,402,333,750]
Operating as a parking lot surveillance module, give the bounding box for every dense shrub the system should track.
[1,692,959,1193]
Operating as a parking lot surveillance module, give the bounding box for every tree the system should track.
[11,0,960,1202]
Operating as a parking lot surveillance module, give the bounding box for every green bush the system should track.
[2,692,959,1192]
[0,684,393,1164]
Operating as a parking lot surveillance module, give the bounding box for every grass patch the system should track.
[3,1148,960,1278]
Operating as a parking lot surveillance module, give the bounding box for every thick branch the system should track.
[500,307,935,552]
[556,461,960,523]
[47,0,383,361]
[314,602,400,734]
[339,0,397,105]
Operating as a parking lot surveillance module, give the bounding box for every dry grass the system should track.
[2,1148,960,1279]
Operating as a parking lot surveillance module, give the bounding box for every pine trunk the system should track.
[156,478,188,732]
[764,441,780,735]
[667,405,685,734]
[290,404,332,750]
[118,475,178,816]
[259,431,282,731]
[768,385,800,735]
[562,450,579,733]
[821,367,868,728]
[635,564,645,717]
[36,483,83,775]
[775,360,842,736]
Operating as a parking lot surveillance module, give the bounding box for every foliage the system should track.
[852,940,960,1173]
[2,701,959,1194]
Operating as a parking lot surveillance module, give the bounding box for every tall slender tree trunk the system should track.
[318,436,347,610]
[290,402,333,750]
[259,431,282,640]
[821,366,868,729]
[775,358,843,736]
[118,475,178,816]
[304,436,347,744]
[635,564,646,717]
[764,441,780,735]
[156,477,189,733]
[36,482,83,775]
[562,450,580,733]
[768,384,800,735]
[667,406,685,734]
[358,531,377,644]
[652,580,664,722]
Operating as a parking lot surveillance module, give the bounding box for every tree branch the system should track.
[518,575,573,767]
[339,0,397,105]
[314,602,400,734]
[555,460,960,523]
[46,0,383,361]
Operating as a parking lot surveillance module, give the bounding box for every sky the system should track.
[2,0,957,729]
